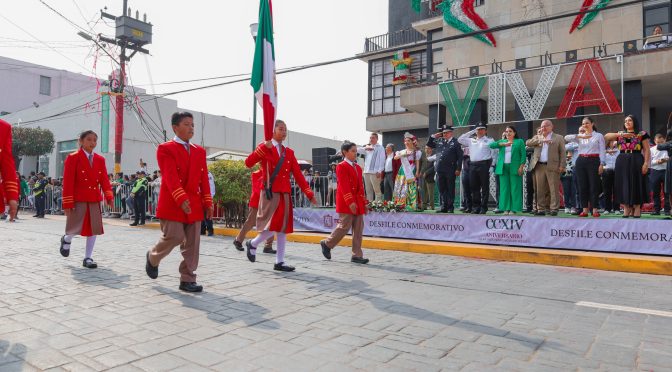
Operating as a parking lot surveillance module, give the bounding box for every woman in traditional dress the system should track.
[393,133,423,211]
[59,130,114,268]
[605,115,651,218]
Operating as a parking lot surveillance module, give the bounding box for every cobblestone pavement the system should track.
[1,214,671,371]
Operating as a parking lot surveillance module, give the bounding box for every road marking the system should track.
[576,301,672,318]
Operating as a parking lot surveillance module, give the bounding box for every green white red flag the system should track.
[251,0,277,141]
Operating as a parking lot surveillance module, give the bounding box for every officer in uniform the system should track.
[428,125,463,213]
[33,172,48,218]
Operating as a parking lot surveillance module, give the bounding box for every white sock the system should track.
[250,230,274,254]
[85,236,96,259]
[63,234,74,250]
[275,233,286,264]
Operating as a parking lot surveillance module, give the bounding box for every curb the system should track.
[141,223,672,276]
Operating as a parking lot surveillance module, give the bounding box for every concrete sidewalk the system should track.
[139,224,672,276]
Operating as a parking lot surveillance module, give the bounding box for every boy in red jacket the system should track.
[320,141,369,264]
[145,112,213,292]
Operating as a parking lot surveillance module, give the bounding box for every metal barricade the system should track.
[291,175,336,208]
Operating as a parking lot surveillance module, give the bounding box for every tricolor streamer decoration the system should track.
[411,0,496,46]
[100,94,110,153]
[570,0,612,33]
[391,51,414,85]
[439,77,486,127]
[439,0,496,47]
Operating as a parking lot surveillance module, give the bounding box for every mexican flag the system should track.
[251,0,277,141]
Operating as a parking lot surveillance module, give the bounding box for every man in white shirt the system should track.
[383,144,396,201]
[357,133,386,202]
[458,123,494,214]
[650,133,670,215]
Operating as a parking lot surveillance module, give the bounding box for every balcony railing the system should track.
[364,28,427,54]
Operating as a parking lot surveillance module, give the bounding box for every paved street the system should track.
[1,215,671,371]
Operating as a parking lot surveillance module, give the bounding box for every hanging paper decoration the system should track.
[438,0,496,47]
[570,0,612,33]
[391,51,414,85]
[506,64,560,121]
[411,0,422,13]
[439,77,486,127]
[100,93,110,153]
[487,74,505,124]
[556,59,622,118]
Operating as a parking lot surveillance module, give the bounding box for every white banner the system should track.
[293,209,672,256]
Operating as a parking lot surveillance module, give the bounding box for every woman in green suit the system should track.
[489,126,526,215]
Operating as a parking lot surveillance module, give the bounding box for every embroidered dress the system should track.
[393,150,422,211]
[614,131,650,205]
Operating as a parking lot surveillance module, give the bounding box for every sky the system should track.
[1,0,389,145]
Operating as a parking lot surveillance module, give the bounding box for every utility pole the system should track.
[99,0,152,174]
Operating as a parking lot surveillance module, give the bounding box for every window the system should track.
[57,140,77,177]
[38,155,49,175]
[643,3,670,36]
[369,51,427,116]
[474,0,485,6]
[39,75,51,96]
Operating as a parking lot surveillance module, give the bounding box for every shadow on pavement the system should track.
[69,266,131,289]
[283,272,565,352]
[0,341,27,372]
[153,286,280,330]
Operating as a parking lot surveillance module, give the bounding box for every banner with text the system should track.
[293,209,672,256]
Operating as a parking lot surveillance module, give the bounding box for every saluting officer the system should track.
[427,125,463,213]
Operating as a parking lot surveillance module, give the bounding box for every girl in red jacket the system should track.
[320,141,369,264]
[59,130,113,269]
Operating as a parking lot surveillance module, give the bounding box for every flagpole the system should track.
[250,22,259,151]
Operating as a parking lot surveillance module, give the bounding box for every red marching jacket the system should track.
[245,143,314,233]
[335,160,367,215]
[155,140,213,224]
[0,119,18,211]
[61,149,113,210]
[249,170,264,209]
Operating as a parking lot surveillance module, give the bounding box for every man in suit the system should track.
[422,143,436,210]
[526,120,566,216]
[320,141,369,264]
[0,120,19,222]
[145,112,214,293]
[429,126,463,213]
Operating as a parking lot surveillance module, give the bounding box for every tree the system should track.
[11,127,55,171]
[208,160,256,227]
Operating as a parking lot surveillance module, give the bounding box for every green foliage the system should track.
[12,127,55,161]
[208,160,255,205]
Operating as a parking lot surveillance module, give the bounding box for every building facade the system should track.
[360,0,672,148]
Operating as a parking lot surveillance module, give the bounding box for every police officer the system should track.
[428,125,463,213]
[33,172,48,218]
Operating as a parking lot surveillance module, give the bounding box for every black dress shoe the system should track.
[245,240,256,262]
[179,282,203,293]
[464,209,472,214]
[549,211,558,216]
[320,240,331,260]
[351,256,370,264]
[534,211,546,216]
[145,251,158,279]
[263,246,277,254]
[60,235,70,258]
[207,232,214,237]
[274,262,295,272]
[32,214,39,218]
[447,209,454,213]
[139,222,145,226]
[82,258,98,269]
[651,211,661,216]
[471,209,480,214]
[130,222,139,226]
[233,240,244,251]
[479,209,487,214]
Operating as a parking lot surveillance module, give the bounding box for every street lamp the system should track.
[250,23,259,151]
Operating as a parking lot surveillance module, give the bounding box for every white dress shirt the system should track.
[271,139,283,156]
[564,132,606,163]
[458,129,494,162]
[650,146,669,171]
[540,133,552,163]
[604,148,619,170]
[384,154,393,172]
[173,136,191,153]
[357,143,385,174]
